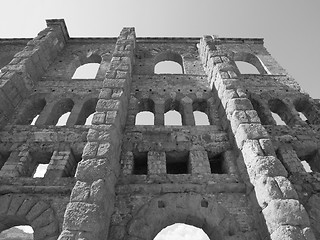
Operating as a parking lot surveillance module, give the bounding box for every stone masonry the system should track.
[0,19,319,240]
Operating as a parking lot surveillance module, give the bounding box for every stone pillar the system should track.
[58,27,136,240]
[181,96,195,126]
[45,150,77,179]
[199,36,316,240]
[148,151,166,174]
[154,99,165,126]
[189,150,211,174]
[0,19,68,128]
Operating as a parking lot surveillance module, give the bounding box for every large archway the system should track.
[126,193,244,240]
[0,194,59,240]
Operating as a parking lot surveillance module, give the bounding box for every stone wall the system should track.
[0,19,319,240]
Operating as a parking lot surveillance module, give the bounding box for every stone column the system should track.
[189,149,211,174]
[199,36,316,240]
[58,27,136,240]
[154,99,165,126]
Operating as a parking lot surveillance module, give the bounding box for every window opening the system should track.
[30,115,39,125]
[72,63,100,79]
[133,152,148,175]
[208,152,226,174]
[0,225,33,239]
[166,151,189,174]
[164,110,182,126]
[33,164,49,178]
[56,112,71,126]
[135,111,154,125]
[154,223,209,240]
[235,61,260,74]
[271,112,286,125]
[298,112,308,122]
[30,151,52,178]
[85,113,94,125]
[301,161,312,172]
[193,111,210,125]
[155,61,183,74]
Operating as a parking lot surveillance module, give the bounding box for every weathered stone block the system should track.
[82,142,98,160]
[63,202,104,232]
[263,199,310,234]
[96,99,121,112]
[235,123,269,148]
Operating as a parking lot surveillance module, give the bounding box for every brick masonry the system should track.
[0,19,318,240]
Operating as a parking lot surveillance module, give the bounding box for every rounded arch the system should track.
[233,52,267,74]
[126,193,243,240]
[154,51,184,74]
[47,98,74,126]
[192,99,210,125]
[0,194,59,240]
[71,53,102,79]
[15,94,47,125]
[293,97,320,124]
[268,98,294,125]
[75,98,98,125]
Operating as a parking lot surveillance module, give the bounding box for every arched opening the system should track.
[301,161,312,172]
[164,110,182,126]
[233,52,267,74]
[56,112,71,126]
[164,99,183,126]
[271,112,286,125]
[193,100,210,125]
[135,111,155,125]
[0,225,33,239]
[154,51,184,74]
[72,63,100,79]
[75,98,98,125]
[154,223,209,240]
[269,99,292,125]
[193,111,210,125]
[85,113,94,125]
[15,97,46,125]
[155,61,183,74]
[293,98,320,124]
[48,98,74,126]
[30,115,39,125]
[235,61,260,74]
[135,98,155,125]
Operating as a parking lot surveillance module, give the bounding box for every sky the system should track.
[1,0,319,237]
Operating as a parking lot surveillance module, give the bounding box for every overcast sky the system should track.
[1,0,319,237]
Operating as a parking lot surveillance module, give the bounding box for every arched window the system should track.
[269,99,291,125]
[0,225,33,239]
[72,63,100,79]
[135,98,155,125]
[193,100,210,125]
[233,52,268,74]
[164,99,183,126]
[154,51,184,74]
[164,110,182,126]
[85,113,94,125]
[71,53,102,79]
[155,61,183,74]
[48,98,74,126]
[15,97,46,125]
[270,112,286,125]
[56,112,71,126]
[135,111,154,125]
[235,61,260,74]
[154,223,209,240]
[75,98,98,125]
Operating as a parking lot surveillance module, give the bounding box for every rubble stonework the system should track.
[0,19,318,240]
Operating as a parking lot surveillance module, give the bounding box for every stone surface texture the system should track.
[0,20,317,240]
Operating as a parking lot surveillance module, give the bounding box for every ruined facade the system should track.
[0,19,319,240]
